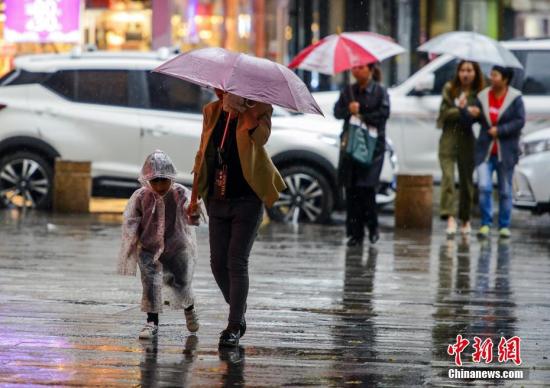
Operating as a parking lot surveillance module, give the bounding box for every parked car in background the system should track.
[0,49,397,223]
[513,127,550,214]
[315,38,550,181]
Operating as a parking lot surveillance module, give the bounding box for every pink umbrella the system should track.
[153,47,323,115]
[289,31,405,75]
[154,47,322,214]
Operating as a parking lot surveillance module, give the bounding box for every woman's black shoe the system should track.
[369,229,380,244]
[347,237,363,247]
[219,329,240,347]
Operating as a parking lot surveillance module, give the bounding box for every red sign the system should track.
[448,335,523,366]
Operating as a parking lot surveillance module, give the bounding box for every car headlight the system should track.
[522,139,550,157]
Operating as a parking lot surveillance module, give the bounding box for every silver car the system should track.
[513,127,550,214]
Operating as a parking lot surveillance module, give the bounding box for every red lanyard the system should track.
[219,112,232,151]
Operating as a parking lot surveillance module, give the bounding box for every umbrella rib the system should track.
[280,66,323,115]
[276,65,301,113]
[220,52,240,92]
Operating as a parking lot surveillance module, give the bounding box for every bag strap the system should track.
[219,112,232,152]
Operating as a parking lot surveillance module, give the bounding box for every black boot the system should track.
[369,228,380,244]
[347,236,363,247]
[239,303,247,338]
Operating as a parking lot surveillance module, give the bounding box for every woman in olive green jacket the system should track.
[437,60,484,236]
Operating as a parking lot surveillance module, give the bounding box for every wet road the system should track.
[0,209,549,387]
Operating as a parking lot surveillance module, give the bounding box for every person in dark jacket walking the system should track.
[191,90,286,347]
[437,60,485,237]
[464,66,525,238]
[334,63,390,247]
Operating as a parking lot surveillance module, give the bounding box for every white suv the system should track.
[314,38,550,180]
[0,50,397,223]
[513,127,550,214]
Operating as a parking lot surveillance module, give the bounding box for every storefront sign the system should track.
[4,0,81,43]
[85,0,110,8]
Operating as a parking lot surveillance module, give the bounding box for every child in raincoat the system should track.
[118,150,204,339]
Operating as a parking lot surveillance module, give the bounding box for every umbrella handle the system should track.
[348,71,355,101]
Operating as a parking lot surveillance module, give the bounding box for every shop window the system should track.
[522,51,550,96]
[146,72,205,113]
[83,2,152,51]
[429,0,457,37]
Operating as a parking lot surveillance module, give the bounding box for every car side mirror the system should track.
[413,73,435,95]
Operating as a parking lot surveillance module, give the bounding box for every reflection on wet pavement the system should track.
[0,209,549,386]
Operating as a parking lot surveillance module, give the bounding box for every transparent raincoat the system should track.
[117,150,205,279]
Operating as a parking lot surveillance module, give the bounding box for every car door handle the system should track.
[141,127,169,137]
[34,108,57,117]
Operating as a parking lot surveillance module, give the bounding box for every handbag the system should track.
[345,115,378,167]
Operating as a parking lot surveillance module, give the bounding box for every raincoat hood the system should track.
[139,150,177,186]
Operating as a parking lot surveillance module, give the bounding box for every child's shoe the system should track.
[139,322,158,339]
[185,308,200,332]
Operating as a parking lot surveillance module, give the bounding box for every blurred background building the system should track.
[0,0,549,89]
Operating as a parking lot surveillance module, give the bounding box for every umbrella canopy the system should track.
[153,47,322,115]
[288,31,405,75]
[418,31,523,69]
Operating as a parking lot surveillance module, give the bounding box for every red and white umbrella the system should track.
[289,31,405,75]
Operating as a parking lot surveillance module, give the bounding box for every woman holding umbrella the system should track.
[192,90,286,347]
[437,60,485,237]
[289,31,403,247]
[334,63,390,247]
[153,47,326,347]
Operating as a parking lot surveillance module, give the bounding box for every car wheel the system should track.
[376,181,396,208]
[0,151,53,209]
[268,165,333,224]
